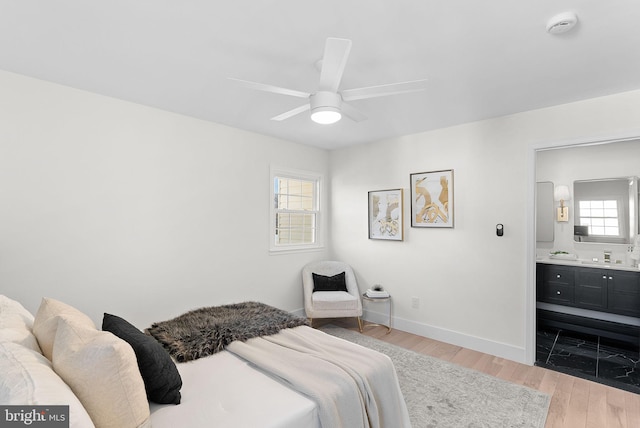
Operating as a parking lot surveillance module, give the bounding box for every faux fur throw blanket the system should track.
[146,301,308,362]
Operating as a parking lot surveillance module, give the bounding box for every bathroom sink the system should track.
[579,260,634,268]
[580,260,624,267]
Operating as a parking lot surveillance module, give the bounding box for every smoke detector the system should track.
[546,12,578,34]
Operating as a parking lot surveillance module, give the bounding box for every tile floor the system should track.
[536,327,640,394]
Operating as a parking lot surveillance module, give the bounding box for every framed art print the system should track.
[368,189,404,240]
[410,169,453,228]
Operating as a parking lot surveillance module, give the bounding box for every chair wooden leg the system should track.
[357,317,363,333]
[308,318,313,328]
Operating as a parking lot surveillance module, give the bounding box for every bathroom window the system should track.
[270,167,322,252]
[578,199,620,237]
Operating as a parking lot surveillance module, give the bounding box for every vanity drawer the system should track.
[542,265,575,287]
[541,282,574,305]
[542,265,574,285]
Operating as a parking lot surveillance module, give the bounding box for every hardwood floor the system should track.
[326,319,640,428]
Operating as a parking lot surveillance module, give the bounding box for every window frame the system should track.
[577,198,624,239]
[269,166,323,253]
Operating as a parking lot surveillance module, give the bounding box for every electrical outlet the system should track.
[411,297,420,309]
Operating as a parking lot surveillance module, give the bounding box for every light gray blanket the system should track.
[226,326,411,428]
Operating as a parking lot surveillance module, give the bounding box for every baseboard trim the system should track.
[293,307,527,364]
[363,309,527,364]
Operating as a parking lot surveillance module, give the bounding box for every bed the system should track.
[148,350,319,428]
[0,296,410,428]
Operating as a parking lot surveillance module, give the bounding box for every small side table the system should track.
[361,293,392,333]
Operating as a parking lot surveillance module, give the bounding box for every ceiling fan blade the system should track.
[340,102,367,122]
[271,104,311,121]
[228,78,310,99]
[341,79,428,101]
[318,38,352,92]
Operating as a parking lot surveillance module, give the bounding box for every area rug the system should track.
[321,326,550,428]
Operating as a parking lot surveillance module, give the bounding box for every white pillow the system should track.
[0,341,95,428]
[32,297,96,360]
[0,295,41,352]
[52,318,151,428]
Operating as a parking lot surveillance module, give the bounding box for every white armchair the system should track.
[302,260,363,331]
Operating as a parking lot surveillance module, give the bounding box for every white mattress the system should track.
[149,350,319,428]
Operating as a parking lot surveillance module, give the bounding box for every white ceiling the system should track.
[1,1,640,150]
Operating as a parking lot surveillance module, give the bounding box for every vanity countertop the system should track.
[537,257,640,272]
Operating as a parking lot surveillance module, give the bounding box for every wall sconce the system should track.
[554,185,571,222]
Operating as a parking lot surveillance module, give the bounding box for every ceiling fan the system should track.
[229,37,428,125]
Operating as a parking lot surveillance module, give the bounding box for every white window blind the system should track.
[270,167,321,252]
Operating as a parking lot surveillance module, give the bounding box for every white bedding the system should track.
[149,350,319,428]
[227,326,411,428]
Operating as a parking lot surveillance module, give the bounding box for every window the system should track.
[270,167,321,252]
[578,199,620,237]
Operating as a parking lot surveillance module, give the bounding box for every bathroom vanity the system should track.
[537,259,640,344]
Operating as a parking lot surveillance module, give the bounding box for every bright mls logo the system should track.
[0,406,69,427]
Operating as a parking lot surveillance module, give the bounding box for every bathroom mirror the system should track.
[573,176,638,244]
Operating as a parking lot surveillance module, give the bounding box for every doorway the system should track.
[532,136,640,393]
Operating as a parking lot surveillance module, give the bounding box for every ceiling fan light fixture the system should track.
[310,91,342,124]
[311,107,342,124]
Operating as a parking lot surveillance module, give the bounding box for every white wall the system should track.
[330,89,640,363]
[0,70,330,328]
[3,68,640,364]
[536,140,640,262]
